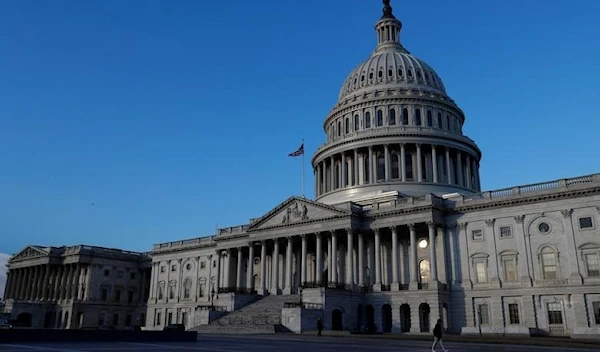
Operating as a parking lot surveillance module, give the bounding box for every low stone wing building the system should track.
[2,245,151,329]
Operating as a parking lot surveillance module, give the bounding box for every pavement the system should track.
[1,334,599,352]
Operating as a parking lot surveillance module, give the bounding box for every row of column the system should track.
[315,144,480,197]
[3,264,87,302]
[212,222,441,295]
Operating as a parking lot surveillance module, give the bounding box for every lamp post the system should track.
[210,287,215,310]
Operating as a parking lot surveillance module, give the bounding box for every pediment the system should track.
[248,197,349,231]
[10,246,48,262]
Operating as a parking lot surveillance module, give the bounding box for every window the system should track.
[475,262,488,283]
[471,229,483,241]
[104,269,110,277]
[365,112,371,128]
[160,266,165,273]
[101,288,108,301]
[593,301,600,324]
[389,108,396,125]
[376,110,383,126]
[508,303,520,324]
[128,290,134,304]
[398,69,403,77]
[419,260,430,283]
[117,271,123,278]
[478,304,490,325]
[337,121,341,136]
[171,265,176,272]
[114,289,121,302]
[113,313,119,327]
[213,261,216,268]
[437,113,442,128]
[364,156,370,183]
[158,286,164,300]
[547,302,563,325]
[125,314,132,327]
[446,115,450,130]
[200,262,206,269]
[538,222,550,234]
[391,154,399,179]
[99,313,105,326]
[354,115,360,131]
[156,311,162,326]
[169,285,176,299]
[183,280,192,299]
[579,217,594,229]
[130,272,136,280]
[402,108,409,125]
[377,154,385,181]
[140,313,146,327]
[199,281,206,298]
[168,312,174,324]
[585,253,600,277]
[500,226,512,238]
[426,111,433,127]
[415,109,421,125]
[503,257,517,282]
[345,117,350,134]
[541,247,558,280]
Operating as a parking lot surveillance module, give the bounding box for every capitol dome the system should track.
[312,0,482,205]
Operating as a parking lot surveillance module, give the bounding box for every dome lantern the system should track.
[375,0,404,53]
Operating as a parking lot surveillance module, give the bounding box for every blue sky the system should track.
[1,0,599,254]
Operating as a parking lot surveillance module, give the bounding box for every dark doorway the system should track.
[419,303,430,332]
[16,313,32,327]
[332,309,343,331]
[382,304,392,333]
[356,305,363,332]
[322,269,328,285]
[365,304,375,332]
[400,304,411,333]
[44,312,53,328]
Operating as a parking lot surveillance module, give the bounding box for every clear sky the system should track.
[1,0,599,255]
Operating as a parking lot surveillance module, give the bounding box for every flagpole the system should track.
[301,138,305,199]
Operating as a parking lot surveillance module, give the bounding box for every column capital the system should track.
[407,223,416,231]
[426,221,436,229]
[247,241,255,248]
[260,240,266,245]
[458,222,468,230]
[561,209,573,218]
[345,228,353,234]
[329,230,337,237]
[416,143,422,148]
[446,223,457,229]
[300,234,307,239]
[485,219,495,227]
[316,231,323,238]
[237,246,243,251]
[514,215,525,224]
[388,225,398,233]
[373,228,380,235]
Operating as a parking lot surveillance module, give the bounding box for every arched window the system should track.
[437,112,442,128]
[415,109,422,126]
[337,121,341,136]
[377,110,383,126]
[402,108,409,125]
[446,115,450,130]
[377,154,385,181]
[183,279,192,299]
[343,158,349,187]
[541,247,558,280]
[419,260,430,283]
[354,115,360,131]
[345,117,350,134]
[426,111,433,127]
[364,156,370,183]
[365,112,371,128]
[391,154,399,179]
[389,108,396,125]
[198,278,207,298]
[405,154,413,180]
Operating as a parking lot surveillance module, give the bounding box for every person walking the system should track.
[432,319,448,352]
[316,318,323,337]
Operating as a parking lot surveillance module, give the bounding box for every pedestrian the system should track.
[432,319,448,352]
[316,318,323,337]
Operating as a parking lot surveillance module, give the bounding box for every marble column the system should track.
[327,235,332,282]
[456,151,464,187]
[259,241,267,295]
[346,229,354,287]
[391,226,399,288]
[71,264,81,300]
[42,265,51,300]
[247,243,255,291]
[272,239,280,294]
[428,222,438,285]
[53,266,62,301]
[465,154,472,189]
[330,156,335,191]
[236,247,243,289]
[374,229,382,291]
[315,233,323,284]
[400,144,406,182]
[384,144,391,181]
[30,266,40,300]
[24,267,34,300]
[331,231,338,283]
[284,237,293,294]
[341,153,347,188]
[445,147,453,184]
[358,232,365,287]
[368,146,374,183]
[301,234,307,284]
[214,251,221,292]
[3,272,12,300]
[353,149,359,186]
[416,144,423,182]
[409,224,418,288]
[432,145,438,183]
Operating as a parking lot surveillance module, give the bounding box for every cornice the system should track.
[152,242,217,255]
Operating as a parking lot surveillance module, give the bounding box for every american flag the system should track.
[288,143,304,157]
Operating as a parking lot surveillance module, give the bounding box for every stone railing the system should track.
[362,193,436,212]
[283,302,324,310]
[458,173,600,204]
[197,305,227,311]
[218,287,256,295]
[314,125,477,154]
[153,236,215,251]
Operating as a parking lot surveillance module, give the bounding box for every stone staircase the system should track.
[192,294,300,334]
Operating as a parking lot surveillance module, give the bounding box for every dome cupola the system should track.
[312,0,482,205]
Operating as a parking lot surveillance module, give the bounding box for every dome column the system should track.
[353,149,359,186]
[341,152,347,188]
[368,146,374,184]
[400,144,406,182]
[445,147,453,184]
[384,144,391,181]
[329,156,335,191]
[465,154,472,189]
[416,144,423,182]
[432,145,439,183]
[456,151,464,187]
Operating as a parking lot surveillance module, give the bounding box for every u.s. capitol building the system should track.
[3,1,600,338]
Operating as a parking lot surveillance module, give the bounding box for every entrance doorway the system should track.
[332,309,343,331]
[547,302,565,335]
[16,313,32,327]
[365,304,375,332]
[400,304,411,333]
[382,304,392,332]
[419,303,430,332]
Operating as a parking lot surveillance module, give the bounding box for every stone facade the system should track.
[2,245,151,329]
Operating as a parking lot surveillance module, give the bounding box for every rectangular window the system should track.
[478,304,490,325]
[472,229,483,241]
[499,226,512,238]
[155,311,162,326]
[171,265,176,272]
[104,269,110,277]
[101,288,108,301]
[160,266,165,273]
[213,261,217,268]
[199,283,206,298]
[112,313,119,327]
[114,289,121,302]
[99,313,105,326]
[169,286,175,299]
[579,217,593,229]
[168,312,173,325]
[128,290,134,304]
[475,262,488,283]
[158,286,164,300]
[503,258,517,282]
[547,302,563,325]
[125,314,132,327]
[593,301,600,325]
[130,272,136,280]
[508,303,520,324]
[585,253,600,277]
[200,262,206,269]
